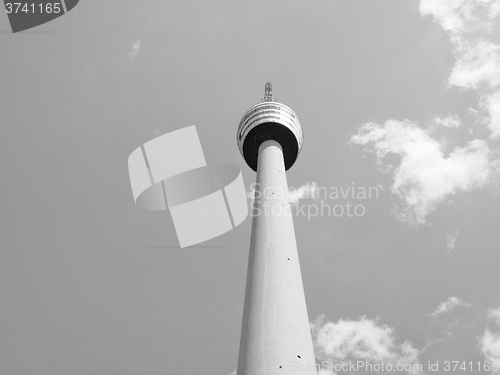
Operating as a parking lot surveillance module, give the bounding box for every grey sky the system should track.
[1,1,499,374]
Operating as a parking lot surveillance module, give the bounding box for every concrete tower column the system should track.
[236,84,317,375]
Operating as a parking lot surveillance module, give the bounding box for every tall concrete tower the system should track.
[236,83,317,374]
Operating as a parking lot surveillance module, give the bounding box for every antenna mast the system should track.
[262,82,276,102]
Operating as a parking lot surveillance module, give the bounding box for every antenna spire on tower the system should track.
[262,82,275,102]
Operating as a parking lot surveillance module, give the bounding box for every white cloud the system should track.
[429,296,471,318]
[311,315,422,374]
[482,91,500,138]
[432,115,462,128]
[449,40,500,90]
[488,306,500,325]
[419,0,500,141]
[352,0,500,226]
[129,39,141,58]
[227,371,236,375]
[480,306,500,371]
[480,330,500,370]
[448,34,500,138]
[446,230,460,250]
[419,0,469,33]
[419,0,500,33]
[289,182,319,206]
[351,120,491,225]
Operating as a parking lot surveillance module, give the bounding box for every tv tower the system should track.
[236,83,317,374]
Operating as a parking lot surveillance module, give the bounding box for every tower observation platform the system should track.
[237,82,303,171]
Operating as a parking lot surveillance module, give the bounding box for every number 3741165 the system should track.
[5,2,62,14]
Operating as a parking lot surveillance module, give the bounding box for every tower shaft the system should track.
[237,140,317,375]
